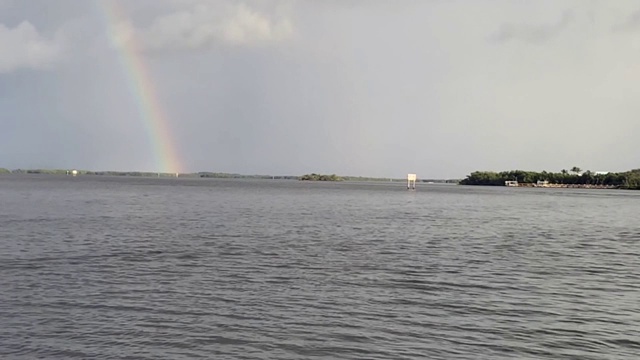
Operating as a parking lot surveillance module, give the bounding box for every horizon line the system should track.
[0,167,463,180]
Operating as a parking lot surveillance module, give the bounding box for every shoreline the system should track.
[0,170,460,184]
[515,183,618,189]
[460,168,640,190]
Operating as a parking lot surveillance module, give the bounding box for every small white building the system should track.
[535,180,549,187]
[407,173,417,189]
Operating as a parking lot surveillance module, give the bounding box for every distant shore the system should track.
[460,168,640,190]
[299,173,342,181]
[506,183,618,189]
[0,168,460,184]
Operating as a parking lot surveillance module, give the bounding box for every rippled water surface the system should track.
[1,174,640,359]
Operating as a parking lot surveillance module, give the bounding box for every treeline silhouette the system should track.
[460,167,640,189]
[299,173,343,181]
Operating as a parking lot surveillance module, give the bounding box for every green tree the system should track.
[299,173,343,181]
[460,168,639,189]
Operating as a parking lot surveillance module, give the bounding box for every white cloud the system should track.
[113,1,294,52]
[0,21,63,73]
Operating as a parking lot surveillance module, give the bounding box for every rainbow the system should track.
[97,0,182,173]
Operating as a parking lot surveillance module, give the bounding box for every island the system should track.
[459,167,640,190]
[299,173,343,181]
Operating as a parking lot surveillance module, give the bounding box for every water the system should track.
[1,174,639,359]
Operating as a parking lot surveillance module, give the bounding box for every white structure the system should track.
[71,170,78,177]
[505,180,518,187]
[407,173,417,189]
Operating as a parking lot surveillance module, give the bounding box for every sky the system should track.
[1,0,639,178]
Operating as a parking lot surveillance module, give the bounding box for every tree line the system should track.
[460,167,640,189]
[299,173,343,181]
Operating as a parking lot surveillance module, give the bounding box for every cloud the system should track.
[489,10,574,44]
[112,1,294,52]
[0,21,64,73]
[0,0,14,11]
[5,1,640,177]
[613,9,640,32]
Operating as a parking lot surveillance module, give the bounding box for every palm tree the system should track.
[571,166,582,175]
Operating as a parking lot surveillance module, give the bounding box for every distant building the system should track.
[536,180,549,187]
[407,173,417,189]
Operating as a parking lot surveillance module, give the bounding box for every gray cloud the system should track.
[0,21,64,73]
[612,9,640,32]
[489,10,574,44]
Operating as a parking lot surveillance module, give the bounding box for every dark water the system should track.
[1,175,640,359]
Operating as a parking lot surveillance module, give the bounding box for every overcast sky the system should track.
[1,0,639,178]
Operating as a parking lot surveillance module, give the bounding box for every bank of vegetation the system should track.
[299,173,343,181]
[3,169,295,179]
[1,168,461,184]
[10,169,71,175]
[460,167,640,189]
[198,172,297,180]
